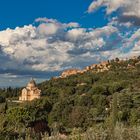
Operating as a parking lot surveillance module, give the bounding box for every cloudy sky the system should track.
[0,0,140,87]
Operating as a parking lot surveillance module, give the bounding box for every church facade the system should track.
[19,79,41,101]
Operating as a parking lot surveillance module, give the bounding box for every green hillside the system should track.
[0,56,140,139]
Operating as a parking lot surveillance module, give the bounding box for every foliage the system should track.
[0,56,140,138]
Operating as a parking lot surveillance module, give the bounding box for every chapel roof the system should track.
[27,78,36,87]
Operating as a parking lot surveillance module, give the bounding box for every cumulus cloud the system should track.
[0,18,120,75]
[88,0,124,14]
[0,17,140,84]
[37,23,59,35]
[88,0,140,26]
[35,17,80,28]
[66,28,85,41]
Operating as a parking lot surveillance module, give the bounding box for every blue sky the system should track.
[0,0,107,30]
[0,0,140,87]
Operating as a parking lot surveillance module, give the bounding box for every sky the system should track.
[0,0,140,87]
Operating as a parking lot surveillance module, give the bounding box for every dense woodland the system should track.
[0,56,140,139]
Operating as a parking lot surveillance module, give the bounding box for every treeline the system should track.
[0,87,20,103]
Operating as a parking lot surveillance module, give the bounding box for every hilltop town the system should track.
[59,56,140,78]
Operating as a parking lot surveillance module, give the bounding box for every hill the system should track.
[0,56,140,139]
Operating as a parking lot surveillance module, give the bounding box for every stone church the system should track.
[19,78,41,101]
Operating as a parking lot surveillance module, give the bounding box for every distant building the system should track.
[19,78,41,101]
[61,69,81,78]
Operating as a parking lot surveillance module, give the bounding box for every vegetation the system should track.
[0,56,140,139]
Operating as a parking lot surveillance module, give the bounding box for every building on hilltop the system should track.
[61,69,81,78]
[19,78,41,101]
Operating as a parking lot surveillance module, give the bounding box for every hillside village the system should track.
[60,56,140,78]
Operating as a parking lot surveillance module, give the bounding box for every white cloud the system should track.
[66,28,85,41]
[66,22,80,28]
[88,0,140,26]
[88,0,124,14]
[121,28,140,57]
[37,23,59,35]
[35,17,57,23]
[0,25,36,46]
[0,19,120,74]
[35,17,80,28]
[0,17,139,80]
